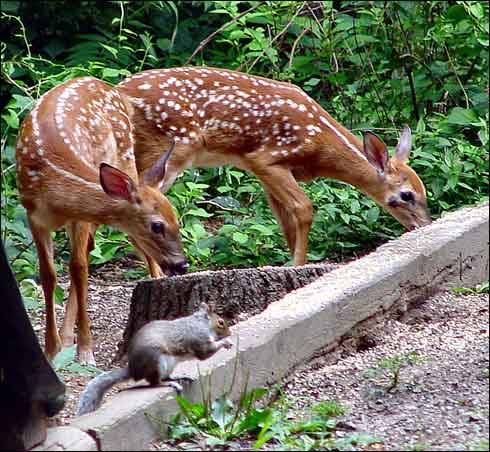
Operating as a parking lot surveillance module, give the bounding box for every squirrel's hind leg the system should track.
[158,354,194,394]
[162,380,184,394]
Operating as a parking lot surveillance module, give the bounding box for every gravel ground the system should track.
[282,290,489,451]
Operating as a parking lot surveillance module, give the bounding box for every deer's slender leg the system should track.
[67,221,95,365]
[28,215,61,360]
[60,222,97,348]
[264,190,297,256]
[254,166,313,266]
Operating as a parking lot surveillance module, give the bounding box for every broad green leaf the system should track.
[102,67,122,78]
[52,345,76,370]
[187,208,213,218]
[446,107,478,125]
[99,42,117,57]
[340,212,351,224]
[232,232,248,244]
[2,110,19,129]
[208,196,241,209]
[210,394,234,431]
[54,285,65,305]
[249,224,274,235]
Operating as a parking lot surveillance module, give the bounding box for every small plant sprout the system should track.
[364,351,426,392]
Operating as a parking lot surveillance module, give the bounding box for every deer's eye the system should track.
[400,191,415,203]
[151,221,164,234]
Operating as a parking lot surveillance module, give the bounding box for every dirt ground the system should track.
[282,290,489,451]
[28,258,489,450]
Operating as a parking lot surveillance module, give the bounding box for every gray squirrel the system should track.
[76,303,232,416]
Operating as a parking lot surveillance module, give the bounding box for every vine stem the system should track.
[1,13,31,58]
[243,2,306,73]
[185,3,261,66]
[288,25,312,70]
[444,45,470,109]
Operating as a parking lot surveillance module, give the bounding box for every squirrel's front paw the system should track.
[222,338,233,349]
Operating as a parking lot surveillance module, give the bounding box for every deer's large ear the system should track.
[393,125,412,163]
[100,163,137,202]
[143,140,176,188]
[362,131,389,175]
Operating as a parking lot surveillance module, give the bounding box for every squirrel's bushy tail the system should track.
[76,367,130,416]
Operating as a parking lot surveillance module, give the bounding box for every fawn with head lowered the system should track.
[117,67,432,265]
[16,77,187,365]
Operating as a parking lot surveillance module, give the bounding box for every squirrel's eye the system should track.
[400,191,414,203]
[151,222,164,234]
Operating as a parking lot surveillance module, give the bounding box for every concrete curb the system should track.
[34,203,489,451]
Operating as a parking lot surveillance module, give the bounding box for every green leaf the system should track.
[211,394,234,431]
[66,362,102,375]
[340,212,351,224]
[208,196,241,209]
[446,107,478,125]
[232,232,248,244]
[11,94,33,111]
[99,43,118,58]
[446,4,467,22]
[187,208,213,218]
[52,345,76,370]
[156,38,171,51]
[102,67,123,78]
[249,224,274,235]
[54,285,65,305]
[2,110,19,129]
[204,436,227,447]
[235,408,270,435]
[467,2,484,19]
[365,206,380,223]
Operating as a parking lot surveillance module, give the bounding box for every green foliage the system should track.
[1,1,488,284]
[154,386,377,450]
[452,280,490,295]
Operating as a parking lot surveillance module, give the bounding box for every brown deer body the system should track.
[16,77,187,364]
[116,67,431,265]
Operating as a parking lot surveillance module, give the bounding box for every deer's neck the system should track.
[314,132,386,204]
[44,177,131,229]
[78,193,131,227]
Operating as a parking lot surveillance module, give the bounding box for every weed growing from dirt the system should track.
[363,351,426,393]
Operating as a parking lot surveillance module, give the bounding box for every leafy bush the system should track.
[1,1,488,284]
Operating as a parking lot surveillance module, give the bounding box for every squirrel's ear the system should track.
[199,303,211,315]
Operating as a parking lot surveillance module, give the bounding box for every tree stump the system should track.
[117,263,337,360]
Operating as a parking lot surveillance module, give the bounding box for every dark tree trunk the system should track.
[0,240,65,451]
[117,263,337,360]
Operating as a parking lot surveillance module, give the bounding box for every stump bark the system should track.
[117,263,336,360]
